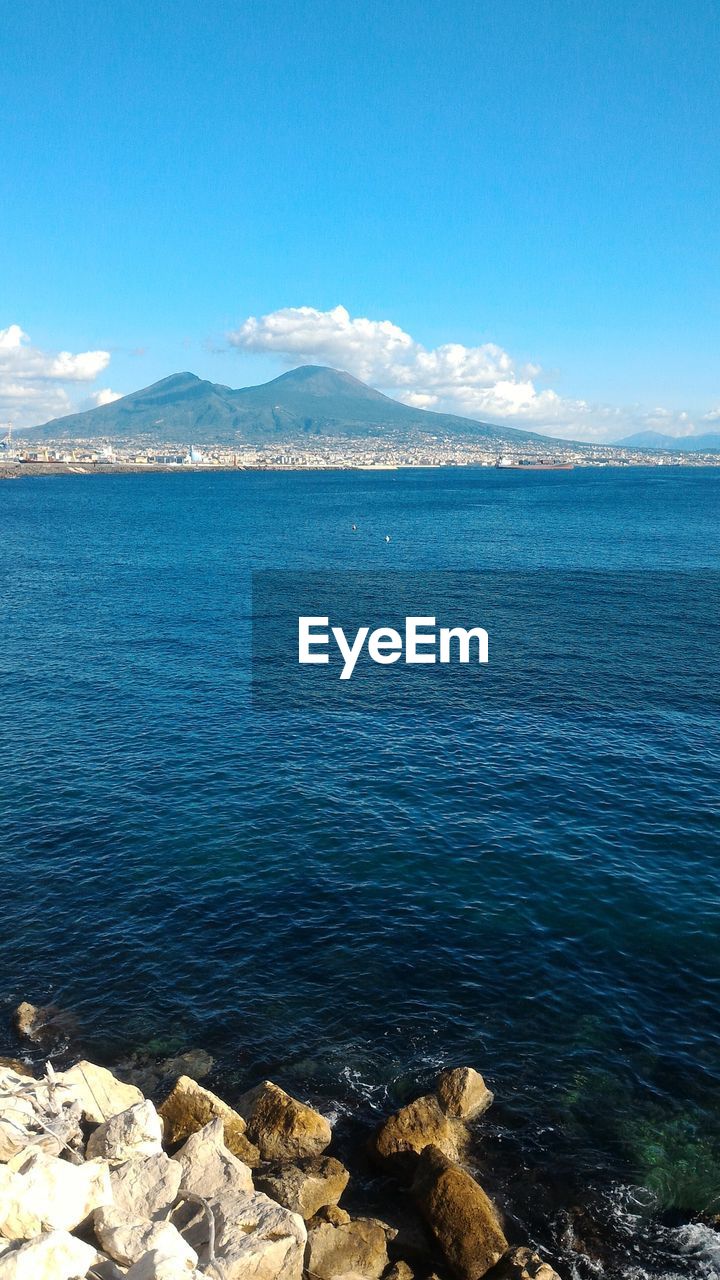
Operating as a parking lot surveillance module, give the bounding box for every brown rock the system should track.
[412,1146,508,1280]
[310,1203,352,1227]
[159,1075,260,1164]
[12,1002,79,1049]
[235,1079,331,1161]
[384,1263,415,1280]
[255,1155,349,1219]
[435,1068,494,1120]
[0,1056,33,1076]
[306,1217,391,1280]
[485,1247,562,1280]
[372,1095,464,1169]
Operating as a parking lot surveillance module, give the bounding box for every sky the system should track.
[2,0,719,442]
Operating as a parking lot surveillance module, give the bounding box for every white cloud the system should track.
[91,388,122,407]
[228,304,717,443]
[0,324,112,428]
[229,304,598,437]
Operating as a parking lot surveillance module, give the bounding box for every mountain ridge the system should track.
[616,428,720,452]
[21,365,556,446]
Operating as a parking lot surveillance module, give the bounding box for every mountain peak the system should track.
[263,365,392,402]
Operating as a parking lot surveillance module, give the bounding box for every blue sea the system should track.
[1,467,719,1279]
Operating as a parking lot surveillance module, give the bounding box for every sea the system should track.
[1,466,719,1279]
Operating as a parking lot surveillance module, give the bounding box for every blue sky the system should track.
[2,0,719,440]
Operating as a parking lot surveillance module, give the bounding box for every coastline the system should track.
[1,1000,559,1280]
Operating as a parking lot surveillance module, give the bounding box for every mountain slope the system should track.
[616,429,720,451]
[23,365,551,445]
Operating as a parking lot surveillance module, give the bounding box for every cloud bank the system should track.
[228,304,708,443]
[0,324,111,428]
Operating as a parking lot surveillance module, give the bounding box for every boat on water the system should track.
[496,456,574,470]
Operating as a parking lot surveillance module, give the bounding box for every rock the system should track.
[235,1080,332,1161]
[86,1101,163,1161]
[411,1146,508,1280]
[89,1253,128,1280]
[105,1151,182,1220]
[160,1050,213,1081]
[12,1003,79,1050]
[255,1155,349,1219]
[384,1264,415,1280]
[310,1204,351,1227]
[305,1217,391,1280]
[93,1219,190,1269]
[171,1117,254,1197]
[93,1152,182,1257]
[115,1049,214,1098]
[0,1068,83,1162]
[159,1076,259,1164]
[170,1121,305,1279]
[123,1228,198,1279]
[0,1231,97,1280]
[372,1095,464,1168]
[0,1061,32,1078]
[435,1068,494,1120]
[126,1251,199,1278]
[0,1149,112,1239]
[175,1185,307,1280]
[56,1060,144,1124]
[485,1247,562,1280]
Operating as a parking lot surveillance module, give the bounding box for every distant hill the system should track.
[21,365,554,446]
[616,429,720,452]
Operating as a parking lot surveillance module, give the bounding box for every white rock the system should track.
[124,1232,198,1279]
[55,1062,144,1125]
[105,1153,182,1222]
[172,1117,254,1197]
[86,1101,163,1162]
[176,1186,306,1280]
[93,1152,182,1260]
[0,1151,111,1239]
[92,1218,189,1270]
[0,1230,96,1279]
[170,1119,305,1278]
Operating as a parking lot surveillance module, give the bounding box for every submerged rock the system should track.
[86,1100,163,1161]
[372,1094,464,1168]
[0,1149,112,1239]
[159,1075,259,1164]
[305,1216,392,1280]
[255,1155,349,1219]
[235,1080,332,1161]
[411,1146,508,1280]
[485,1248,562,1280]
[435,1067,494,1120]
[0,1230,97,1280]
[12,1003,79,1051]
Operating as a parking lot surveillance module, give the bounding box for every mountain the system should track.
[22,365,552,446]
[616,429,720,451]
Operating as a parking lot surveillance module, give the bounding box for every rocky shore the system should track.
[0,1002,561,1280]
